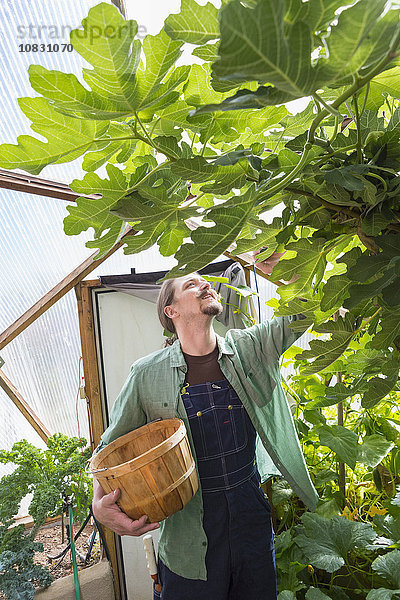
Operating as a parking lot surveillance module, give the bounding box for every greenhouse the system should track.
[0,0,399,599]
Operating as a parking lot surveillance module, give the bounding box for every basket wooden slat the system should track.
[90,418,198,523]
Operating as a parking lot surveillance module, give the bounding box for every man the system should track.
[92,253,318,599]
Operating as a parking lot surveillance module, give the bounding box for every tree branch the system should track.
[285,186,361,220]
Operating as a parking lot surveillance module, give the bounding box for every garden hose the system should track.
[68,505,82,600]
[48,510,92,561]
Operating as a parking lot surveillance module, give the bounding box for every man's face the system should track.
[165,274,223,324]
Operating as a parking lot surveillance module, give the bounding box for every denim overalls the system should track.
[154,379,277,600]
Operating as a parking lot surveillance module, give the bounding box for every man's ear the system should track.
[164,305,177,319]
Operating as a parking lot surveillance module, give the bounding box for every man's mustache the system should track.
[198,290,215,299]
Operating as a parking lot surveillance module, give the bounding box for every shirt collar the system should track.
[169,332,234,368]
[215,333,235,358]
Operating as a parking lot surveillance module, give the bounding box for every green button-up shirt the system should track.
[97,314,319,580]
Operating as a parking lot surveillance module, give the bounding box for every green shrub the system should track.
[0,434,92,600]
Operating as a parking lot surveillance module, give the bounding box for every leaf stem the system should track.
[352,92,363,163]
[329,116,339,144]
[313,92,342,118]
[297,205,328,224]
[180,191,204,209]
[367,172,387,193]
[313,145,358,166]
[359,81,370,118]
[344,558,365,591]
[134,111,155,149]
[149,117,161,137]
[200,118,214,156]
[285,185,360,220]
[256,143,312,203]
[353,307,383,338]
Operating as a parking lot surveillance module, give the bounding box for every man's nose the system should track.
[199,280,211,291]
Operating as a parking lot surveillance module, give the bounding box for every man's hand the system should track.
[252,249,287,276]
[252,249,299,284]
[92,479,160,537]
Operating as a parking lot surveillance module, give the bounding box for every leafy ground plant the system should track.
[0,434,92,600]
[269,338,400,599]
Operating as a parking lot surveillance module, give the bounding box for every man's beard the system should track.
[201,302,223,317]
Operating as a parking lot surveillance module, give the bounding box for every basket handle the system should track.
[86,458,108,474]
[90,466,108,473]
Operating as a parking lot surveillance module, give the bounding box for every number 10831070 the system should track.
[18,43,73,52]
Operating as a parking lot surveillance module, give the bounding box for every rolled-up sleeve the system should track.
[93,365,147,455]
[265,313,308,357]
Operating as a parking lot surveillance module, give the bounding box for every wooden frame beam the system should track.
[75,280,103,451]
[0,168,100,203]
[224,249,286,286]
[0,369,50,443]
[75,279,122,600]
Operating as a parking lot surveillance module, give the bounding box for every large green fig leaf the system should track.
[110,184,193,257]
[170,157,249,194]
[380,107,400,154]
[270,238,328,303]
[235,216,282,254]
[184,65,287,143]
[361,361,400,409]
[359,67,400,111]
[0,97,109,175]
[345,234,400,310]
[285,0,346,34]
[64,163,145,257]
[296,313,358,374]
[315,0,391,85]
[212,0,315,99]
[28,4,186,119]
[368,309,400,351]
[196,0,396,112]
[81,122,142,172]
[320,247,363,312]
[192,85,293,112]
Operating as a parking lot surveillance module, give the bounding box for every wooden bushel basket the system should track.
[90,419,199,523]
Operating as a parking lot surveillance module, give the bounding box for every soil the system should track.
[33,518,101,582]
